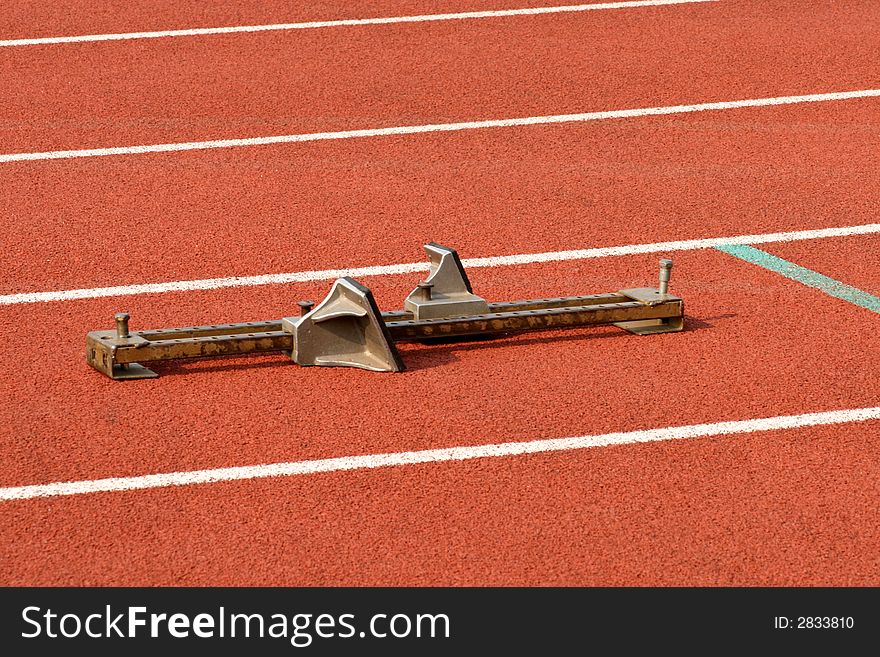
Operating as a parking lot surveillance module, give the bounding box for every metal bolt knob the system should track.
[417,282,434,301]
[298,300,315,316]
[114,312,130,339]
[658,259,673,295]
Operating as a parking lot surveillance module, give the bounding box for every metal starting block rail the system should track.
[86,243,685,380]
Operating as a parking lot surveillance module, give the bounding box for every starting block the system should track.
[86,243,684,380]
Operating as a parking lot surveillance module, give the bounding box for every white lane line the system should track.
[2,88,879,164]
[2,406,878,501]
[1,223,878,306]
[0,1,719,47]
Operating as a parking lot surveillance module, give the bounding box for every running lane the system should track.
[0,1,599,40]
[2,1,879,152]
[1,420,877,585]
[0,250,877,488]
[2,99,879,294]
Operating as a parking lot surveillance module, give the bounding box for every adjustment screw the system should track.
[298,300,315,316]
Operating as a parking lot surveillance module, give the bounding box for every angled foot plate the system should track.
[404,243,489,320]
[286,277,404,372]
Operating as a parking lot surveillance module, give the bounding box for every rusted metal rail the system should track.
[86,243,685,380]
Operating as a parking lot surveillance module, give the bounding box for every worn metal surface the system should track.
[486,294,630,312]
[136,321,282,340]
[614,288,685,334]
[114,332,292,364]
[387,299,683,341]
[85,247,686,380]
[86,325,291,380]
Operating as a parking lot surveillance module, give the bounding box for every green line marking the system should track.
[716,244,880,314]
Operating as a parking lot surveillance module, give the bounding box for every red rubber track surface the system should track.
[2,1,879,153]
[2,100,880,294]
[0,1,575,39]
[2,421,878,586]
[1,0,879,586]
[1,255,879,584]
[1,254,878,481]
